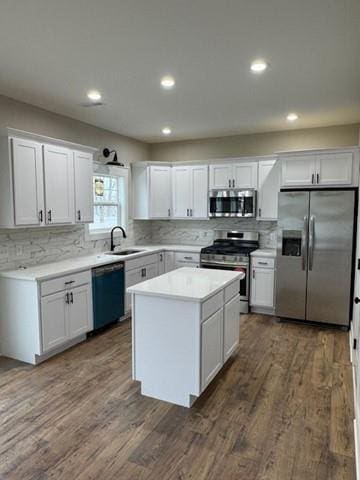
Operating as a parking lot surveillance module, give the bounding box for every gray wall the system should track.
[0,95,152,271]
[150,123,360,162]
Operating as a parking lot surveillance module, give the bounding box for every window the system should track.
[87,164,128,239]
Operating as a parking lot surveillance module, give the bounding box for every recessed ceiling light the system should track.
[161,76,175,89]
[162,127,172,135]
[287,112,299,122]
[250,60,268,73]
[87,90,102,101]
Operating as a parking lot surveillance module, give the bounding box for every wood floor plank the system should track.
[0,315,355,480]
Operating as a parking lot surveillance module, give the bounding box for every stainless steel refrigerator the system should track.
[276,190,356,327]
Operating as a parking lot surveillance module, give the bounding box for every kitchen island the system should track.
[128,267,244,407]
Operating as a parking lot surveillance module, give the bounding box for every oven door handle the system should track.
[200,261,248,268]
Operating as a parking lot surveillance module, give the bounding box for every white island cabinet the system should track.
[128,267,243,407]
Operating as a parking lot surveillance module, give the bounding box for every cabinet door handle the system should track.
[228,179,231,188]
[168,208,171,217]
[70,292,74,304]
[258,208,262,217]
[65,293,70,304]
[187,208,189,216]
[252,269,255,279]
[316,173,319,184]
[160,253,163,261]
[232,179,235,188]
[39,210,43,223]
[47,210,52,222]
[77,210,81,221]
[311,173,314,184]
[190,209,193,217]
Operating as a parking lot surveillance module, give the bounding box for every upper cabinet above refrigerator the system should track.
[279,147,359,188]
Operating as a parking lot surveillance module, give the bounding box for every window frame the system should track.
[85,162,129,242]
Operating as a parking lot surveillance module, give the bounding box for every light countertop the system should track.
[251,248,276,258]
[0,244,203,282]
[127,267,244,302]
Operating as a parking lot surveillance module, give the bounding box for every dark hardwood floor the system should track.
[0,314,355,479]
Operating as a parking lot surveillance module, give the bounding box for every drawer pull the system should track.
[65,280,75,285]
[184,256,193,260]
[258,261,268,265]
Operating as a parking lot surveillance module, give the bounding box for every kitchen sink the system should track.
[106,249,144,256]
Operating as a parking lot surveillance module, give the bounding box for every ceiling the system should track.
[0,0,359,143]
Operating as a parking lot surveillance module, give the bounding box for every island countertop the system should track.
[127,267,244,302]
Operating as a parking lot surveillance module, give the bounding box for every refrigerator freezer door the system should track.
[306,190,355,326]
[276,191,310,320]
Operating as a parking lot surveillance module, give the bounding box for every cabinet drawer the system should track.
[252,257,275,269]
[41,270,91,297]
[201,290,223,321]
[124,253,159,272]
[225,280,240,303]
[174,252,200,263]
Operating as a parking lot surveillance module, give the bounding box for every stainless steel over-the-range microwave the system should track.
[209,189,257,218]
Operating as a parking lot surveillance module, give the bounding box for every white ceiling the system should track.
[0,0,359,143]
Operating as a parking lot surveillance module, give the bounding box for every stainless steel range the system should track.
[200,230,259,313]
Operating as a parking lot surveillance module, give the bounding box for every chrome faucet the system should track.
[110,226,127,252]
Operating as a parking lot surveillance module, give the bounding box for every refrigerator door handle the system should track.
[308,215,315,270]
[301,215,308,270]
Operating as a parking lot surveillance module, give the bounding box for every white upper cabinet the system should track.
[281,154,316,187]
[132,164,172,219]
[209,161,257,189]
[11,138,44,226]
[209,164,233,189]
[233,162,258,189]
[43,144,74,224]
[149,166,172,218]
[172,166,191,218]
[190,165,208,218]
[74,150,94,223]
[257,159,280,220]
[316,152,354,186]
[280,148,359,188]
[172,165,208,219]
[0,130,96,228]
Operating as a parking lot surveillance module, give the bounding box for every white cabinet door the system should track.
[172,166,191,218]
[223,295,240,362]
[41,291,68,352]
[145,262,159,280]
[11,138,44,226]
[281,155,316,187]
[68,284,93,338]
[43,144,74,224]
[125,267,143,312]
[149,166,171,218]
[209,164,232,189]
[74,151,94,223]
[164,251,175,273]
[190,166,208,219]
[233,162,258,189]
[258,160,280,220]
[201,308,223,390]
[316,152,353,186]
[250,267,274,308]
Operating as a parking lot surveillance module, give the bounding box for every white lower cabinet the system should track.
[223,294,241,361]
[41,291,68,352]
[41,272,93,353]
[250,255,275,312]
[201,308,224,389]
[68,284,93,338]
